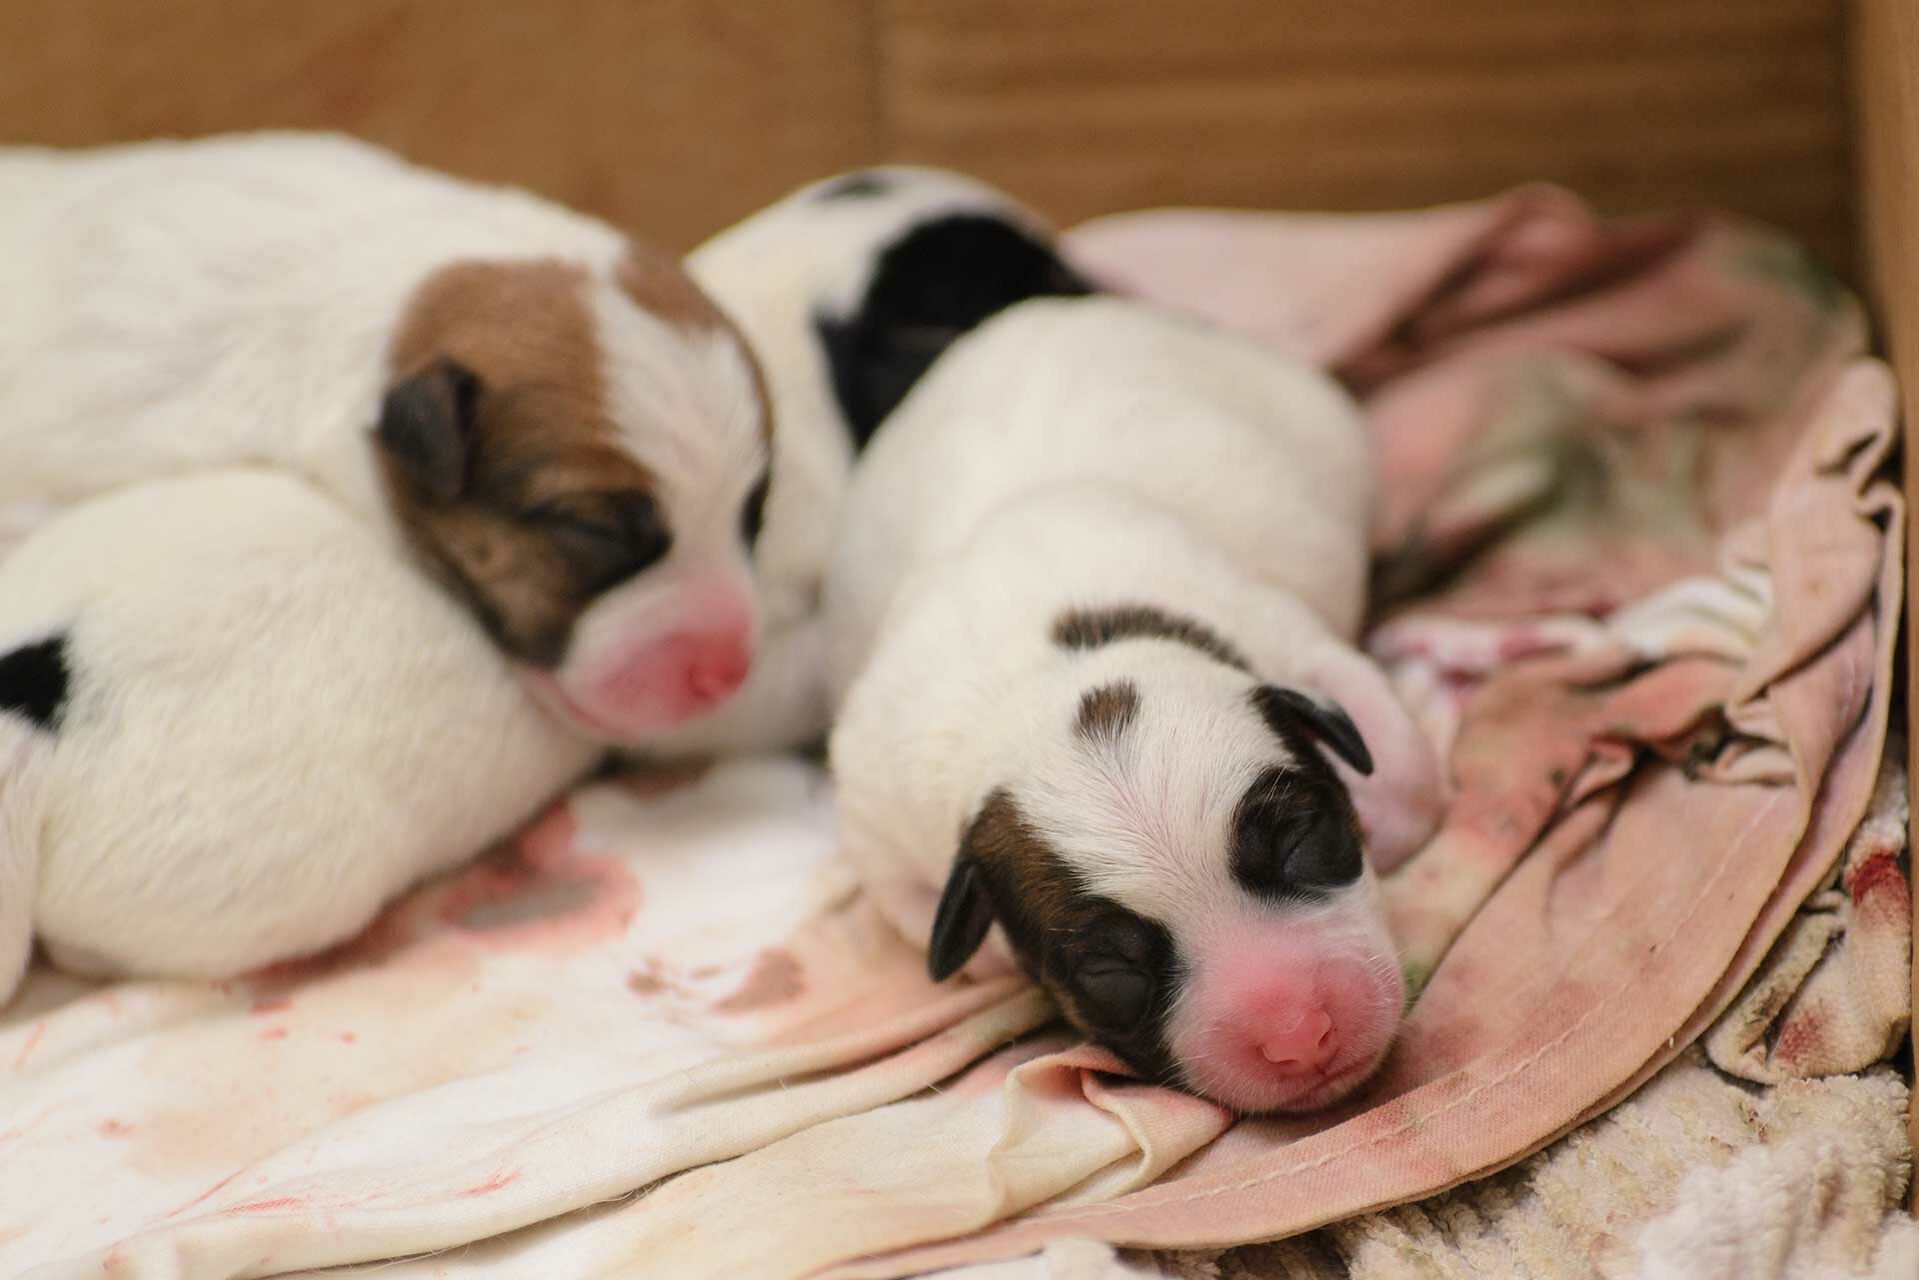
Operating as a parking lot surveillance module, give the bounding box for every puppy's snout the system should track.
[676,629,753,705]
[595,619,753,718]
[535,587,759,740]
[1257,1006,1337,1074]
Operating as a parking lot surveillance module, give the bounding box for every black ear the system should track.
[1254,685,1374,776]
[376,359,481,504]
[927,854,997,982]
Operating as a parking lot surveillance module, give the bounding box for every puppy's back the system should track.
[827,296,1374,690]
[3,469,595,977]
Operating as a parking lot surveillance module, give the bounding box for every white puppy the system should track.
[0,470,601,1004]
[644,166,1092,755]
[0,132,771,744]
[828,297,1444,1114]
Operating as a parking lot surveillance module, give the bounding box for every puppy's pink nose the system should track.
[1258,1008,1337,1074]
[684,634,751,704]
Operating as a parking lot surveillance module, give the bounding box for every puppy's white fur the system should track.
[0,133,769,743]
[647,167,1068,755]
[0,470,597,1002]
[828,297,1442,1112]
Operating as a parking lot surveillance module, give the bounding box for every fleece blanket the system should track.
[0,187,1903,1279]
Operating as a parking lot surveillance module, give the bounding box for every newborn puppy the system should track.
[0,470,602,1005]
[0,132,771,743]
[645,166,1093,755]
[828,298,1444,1113]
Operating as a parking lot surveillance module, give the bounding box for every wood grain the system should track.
[877,0,1854,269]
[0,0,878,251]
[1850,0,1919,1217]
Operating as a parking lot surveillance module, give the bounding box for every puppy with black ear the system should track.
[827,297,1445,1114]
[0,470,601,1005]
[643,166,1094,756]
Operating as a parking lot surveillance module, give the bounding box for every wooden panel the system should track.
[1850,0,1919,1217]
[0,0,878,251]
[879,0,1854,270]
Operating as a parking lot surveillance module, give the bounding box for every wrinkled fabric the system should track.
[0,188,1901,1280]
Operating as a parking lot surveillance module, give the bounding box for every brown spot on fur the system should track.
[381,258,663,664]
[1052,604,1251,672]
[1074,680,1140,744]
[959,790,1180,1083]
[714,948,804,1013]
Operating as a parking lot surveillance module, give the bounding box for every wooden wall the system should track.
[0,0,1856,267]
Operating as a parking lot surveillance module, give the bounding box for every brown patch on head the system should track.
[379,258,672,664]
[1052,604,1251,672]
[953,789,1180,1084]
[617,243,775,447]
[1074,680,1140,744]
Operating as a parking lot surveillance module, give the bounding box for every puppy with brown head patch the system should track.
[0,132,770,742]
[639,166,1094,755]
[827,297,1446,1114]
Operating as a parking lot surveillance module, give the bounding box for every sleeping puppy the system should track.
[0,470,602,1005]
[827,297,1445,1113]
[0,132,771,744]
[643,166,1094,755]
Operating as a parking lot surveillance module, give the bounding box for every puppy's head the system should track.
[929,606,1405,1114]
[689,165,1095,452]
[374,250,772,743]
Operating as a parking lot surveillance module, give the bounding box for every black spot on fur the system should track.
[0,634,71,731]
[739,469,771,550]
[943,789,1183,1087]
[814,214,1096,450]
[815,171,893,201]
[1073,680,1140,744]
[1230,759,1365,900]
[1052,603,1251,672]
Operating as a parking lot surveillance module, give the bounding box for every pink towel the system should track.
[2,189,1898,1280]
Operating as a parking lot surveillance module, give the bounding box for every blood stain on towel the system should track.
[1772,1009,1828,1066]
[227,1196,304,1214]
[165,1168,245,1218]
[97,1118,133,1139]
[259,1026,289,1041]
[10,1021,46,1069]
[713,948,805,1014]
[458,1170,520,1197]
[436,803,641,948]
[245,894,423,988]
[1845,848,1908,920]
[626,966,669,996]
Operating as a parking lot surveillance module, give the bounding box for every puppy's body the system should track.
[0,470,599,1003]
[829,298,1442,1113]
[646,167,1091,755]
[0,133,771,742]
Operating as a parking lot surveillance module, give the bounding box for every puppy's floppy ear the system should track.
[927,853,996,982]
[376,358,481,504]
[1254,684,1374,776]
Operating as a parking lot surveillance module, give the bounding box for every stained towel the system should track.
[0,187,1901,1279]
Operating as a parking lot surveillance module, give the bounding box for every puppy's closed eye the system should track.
[530,492,672,588]
[1232,769,1364,898]
[1072,961,1152,1030]
[1279,809,1362,890]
